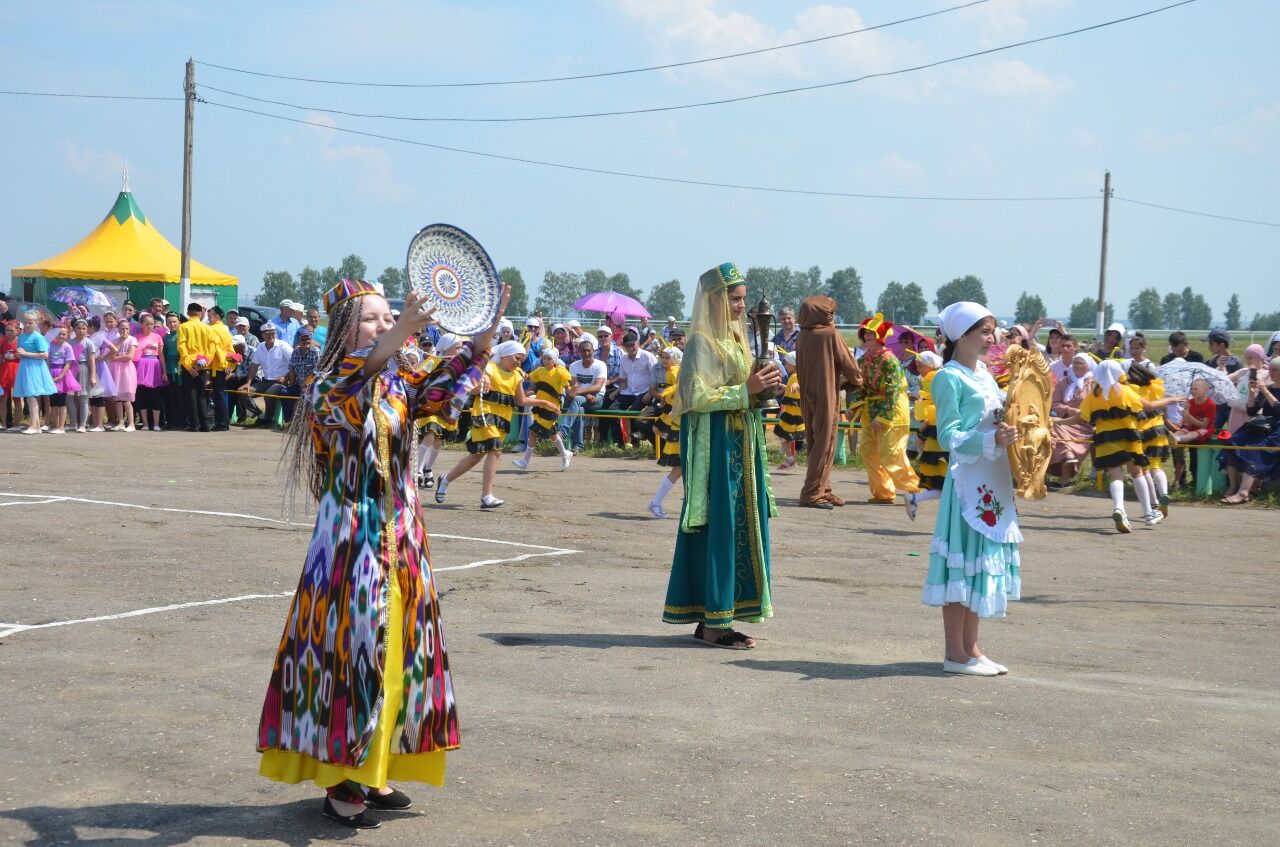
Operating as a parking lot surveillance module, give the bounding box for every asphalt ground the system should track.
[1,430,1277,846]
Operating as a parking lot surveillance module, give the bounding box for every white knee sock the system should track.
[1151,468,1168,499]
[652,475,675,506]
[1110,479,1126,512]
[553,434,569,456]
[521,443,535,462]
[419,443,439,474]
[1133,474,1153,516]
[914,489,941,504]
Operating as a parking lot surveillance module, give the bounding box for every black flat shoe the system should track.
[322,797,381,829]
[365,786,413,810]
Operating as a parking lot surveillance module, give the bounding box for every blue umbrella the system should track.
[49,285,116,308]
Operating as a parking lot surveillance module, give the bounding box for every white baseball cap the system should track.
[526,316,542,327]
[567,320,581,329]
[235,316,250,327]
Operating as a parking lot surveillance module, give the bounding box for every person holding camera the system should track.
[1220,355,1280,504]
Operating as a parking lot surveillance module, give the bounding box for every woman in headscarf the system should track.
[258,279,506,828]
[794,295,863,509]
[662,262,782,649]
[1047,353,1095,486]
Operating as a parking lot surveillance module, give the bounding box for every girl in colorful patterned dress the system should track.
[921,302,1020,677]
[773,351,804,469]
[258,281,502,829]
[513,344,573,472]
[435,339,538,509]
[648,346,682,519]
[1054,360,1183,533]
[904,350,947,520]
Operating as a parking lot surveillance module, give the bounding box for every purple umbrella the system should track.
[49,285,116,308]
[886,324,935,361]
[573,291,651,319]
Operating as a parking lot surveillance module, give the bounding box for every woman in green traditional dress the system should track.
[662,262,783,650]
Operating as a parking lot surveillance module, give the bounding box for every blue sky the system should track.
[2,0,1276,322]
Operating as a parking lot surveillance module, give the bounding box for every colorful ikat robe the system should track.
[258,342,487,767]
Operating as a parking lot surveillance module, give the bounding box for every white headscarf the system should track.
[1066,352,1095,401]
[938,301,994,342]
[917,350,943,371]
[436,333,460,356]
[493,340,525,360]
[1095,359,1125,401]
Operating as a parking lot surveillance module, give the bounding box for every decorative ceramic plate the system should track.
[405,223,501,335]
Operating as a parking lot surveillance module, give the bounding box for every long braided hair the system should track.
[281,293,418,513]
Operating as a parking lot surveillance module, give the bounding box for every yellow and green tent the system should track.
[10,188,237,313]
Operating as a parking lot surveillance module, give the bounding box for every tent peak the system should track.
[121,158,130,193]
[107,190,147,227]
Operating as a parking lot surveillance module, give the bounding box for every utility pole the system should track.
[1095,169,1112,336]
[179,58,195,310]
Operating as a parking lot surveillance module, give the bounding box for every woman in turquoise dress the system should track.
[662,262,783,649]
[922,302,1021,677]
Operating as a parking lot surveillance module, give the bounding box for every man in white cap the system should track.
[234,315,259,359]
[269,300,301,345]
[662,315,678,342]
[566,320,583,343]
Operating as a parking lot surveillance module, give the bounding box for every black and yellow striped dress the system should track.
[1079,383,1147,469]
[417,355,460,442]
[1135,378,1171,461]
[913,370,949,490]
[773,373,805,444]
[528,363,572,438]
[654,364,681,467]
[469,362,522,454]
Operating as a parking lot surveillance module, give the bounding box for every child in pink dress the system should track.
[46,326,81,434]
[108,325,138,432]
[132,313,166,431]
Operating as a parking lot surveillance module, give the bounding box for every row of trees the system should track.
[257,259,1275,332]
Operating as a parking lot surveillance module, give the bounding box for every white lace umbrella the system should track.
[1155,360,1238,405]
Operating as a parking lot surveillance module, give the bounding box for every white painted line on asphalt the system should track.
[0,497,67,507]
[0,490,578,639]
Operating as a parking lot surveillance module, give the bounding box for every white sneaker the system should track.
[48,428,65,435]
[560,452,572,471]
[902,492,918,522]
[124,425,136,432]
[1144,511,1164,527]
[648,502,668,520]
[88,426,105,433]
[153,426,163,432]
[75,427,87,433]
[1112,509,1132,534]
[977,655,1009,674]
[512,456,529,471]
[942,658,998,677]
[40,425,49,432]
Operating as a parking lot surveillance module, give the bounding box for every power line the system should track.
[195,0,1200,124]
[0,89,181,101]
[195,0,990,89]
[1114,196,1280,229]
[201,98,1095,202]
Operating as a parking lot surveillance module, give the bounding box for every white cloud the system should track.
[1210,99,1280,154]
[295,111,413,203]
[614,0,921,85]
[968,0,1072,45]
[60,141,127,185]
[964,60,1069,98]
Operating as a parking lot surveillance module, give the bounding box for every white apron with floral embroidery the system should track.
[947,365,1021,544]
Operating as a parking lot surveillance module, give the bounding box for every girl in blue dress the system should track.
[13,311,57,434]
[922,302,1020,677]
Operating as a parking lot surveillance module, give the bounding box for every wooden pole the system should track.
[1095,169,1112,336]
[179,58,195,310]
